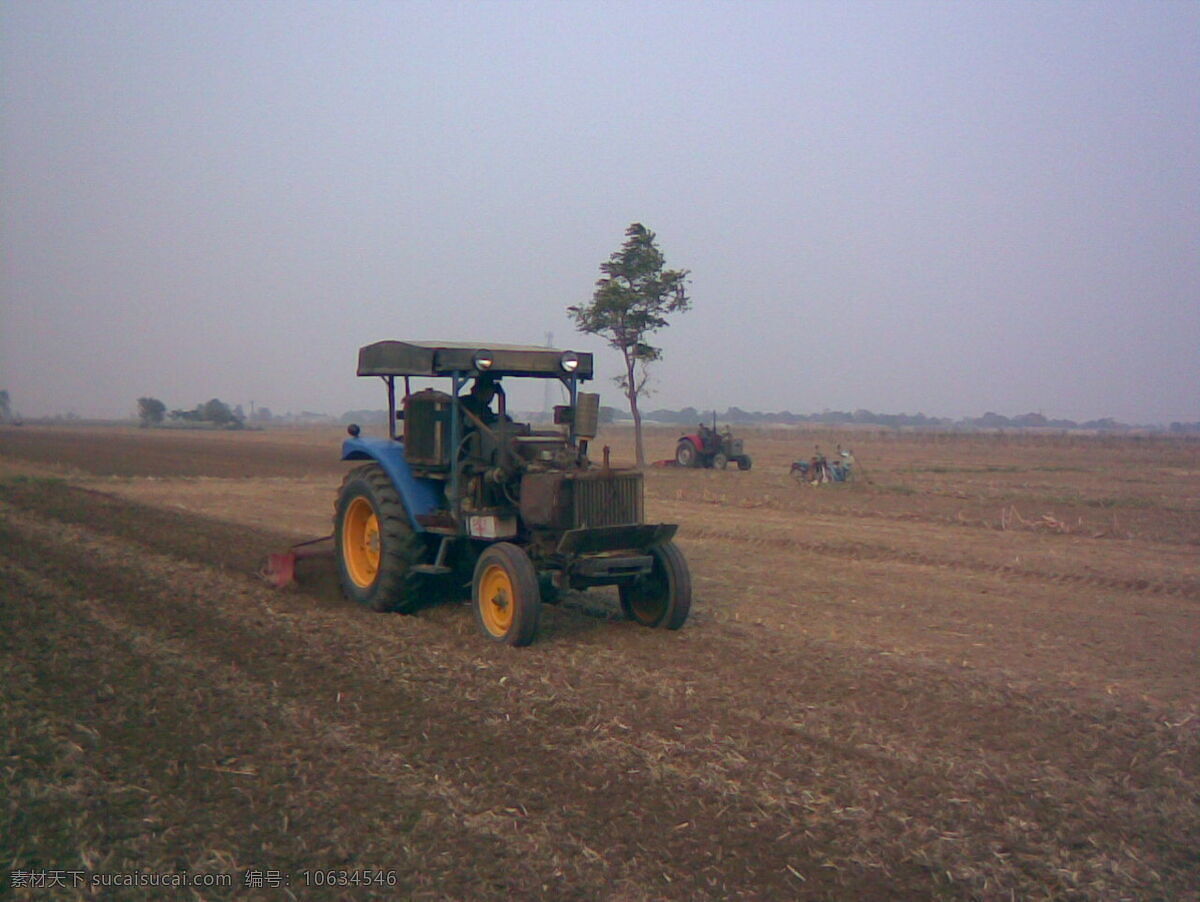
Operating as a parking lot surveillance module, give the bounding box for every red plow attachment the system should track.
[259,535,334,588]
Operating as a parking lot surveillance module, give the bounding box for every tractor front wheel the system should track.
[619,541,691,630]
[713,452,728,470]
[473,543,542,646]
[335,464,426,613]
[737,455,752,471]
[675,440,697,468]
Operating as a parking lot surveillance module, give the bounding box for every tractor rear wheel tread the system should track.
[334,463,430,613]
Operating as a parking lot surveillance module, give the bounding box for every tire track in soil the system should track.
[1,502,903,898]
[4,486,1198,899]
[0,496,1190,897]
[0,426,343,480]
[678,527,1200,712]
[2,562,447,899]
[784,492,1198,549]
[657,503,1200,601]
[21,494,1080,897]
[5,562,654,899]
[4,553,788,899]
[660,466,1199,549]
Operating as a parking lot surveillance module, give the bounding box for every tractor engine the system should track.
[519,469,644,530]
[401,386,638,535]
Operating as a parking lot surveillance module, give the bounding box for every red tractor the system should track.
[674,420,752,470]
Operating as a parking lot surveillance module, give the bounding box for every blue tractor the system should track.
[333,340,690,646]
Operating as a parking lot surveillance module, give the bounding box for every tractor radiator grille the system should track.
[572,473,643,528]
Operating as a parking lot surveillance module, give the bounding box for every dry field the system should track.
[2,423,1198,899]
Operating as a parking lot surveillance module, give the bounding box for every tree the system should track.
[137,396,167,427]
[569,223,690,467]
[202,398,241,427]
[0,390,11,424]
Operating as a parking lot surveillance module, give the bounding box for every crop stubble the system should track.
[2,424,1197,899]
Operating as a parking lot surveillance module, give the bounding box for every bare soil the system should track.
[2,423,1198,899]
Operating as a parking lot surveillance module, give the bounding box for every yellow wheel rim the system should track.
[342,497,381,588]
[478,562,515,637]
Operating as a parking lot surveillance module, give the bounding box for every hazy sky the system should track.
[2,0,1197,424]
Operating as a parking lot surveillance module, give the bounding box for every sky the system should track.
[2,0,1197,425]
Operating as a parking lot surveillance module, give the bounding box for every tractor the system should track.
[331,340,690,646]
[674,418,752,470]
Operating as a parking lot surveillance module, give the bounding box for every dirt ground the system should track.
[2,423,1197,899]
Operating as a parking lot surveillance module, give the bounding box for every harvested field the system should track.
[2,423,1198,899]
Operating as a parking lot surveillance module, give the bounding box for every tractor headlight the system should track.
[559,351,579,373]
[473,350,494,371]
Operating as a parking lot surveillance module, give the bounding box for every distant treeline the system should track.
[137,396,265,429]
[333,405,1199,434]
[639,407,1200,434]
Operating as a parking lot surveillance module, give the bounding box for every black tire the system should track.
[675,440,697,468]
[473,542,541,646]
[713,452,728,470]
[334,463,428,613]
[737,455,752,471]
[619,541,691,629]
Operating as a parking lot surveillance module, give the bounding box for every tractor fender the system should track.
[678,434,703,451]
[341,436,442,532]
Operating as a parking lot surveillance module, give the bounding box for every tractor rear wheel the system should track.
[473,543,541,646]
[335,464,427,613]
[619,541,691,629]
[675,440,696,468]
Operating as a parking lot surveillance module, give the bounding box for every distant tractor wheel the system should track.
[473,543,541,646]
[335,464,427,613]
[619,541,691,630]
[675,440,697,468]
[737,455,752,471]
[713,452,728,470]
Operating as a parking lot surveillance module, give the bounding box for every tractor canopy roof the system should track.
[357,340,593,380]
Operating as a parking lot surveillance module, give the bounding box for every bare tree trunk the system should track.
[624,352,645,467]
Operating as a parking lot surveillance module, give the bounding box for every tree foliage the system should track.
[569,223,690,466]
[166,398,244,428]
[137,396,167,426]
[202,398,240,426]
